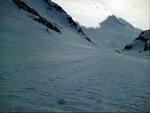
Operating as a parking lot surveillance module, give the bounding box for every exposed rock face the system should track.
[44,0,64,12]
[13,0,95,45]
[12,0,40,16]
[34,17,61,33]
[124,44,133,49]
[12,0,61,33]
[124,30,150,51]
[44,0,95,45]
[66,17,95,44]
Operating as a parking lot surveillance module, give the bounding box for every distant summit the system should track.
[101,15,125,27]
[101,15,138,30]
[82,15,141,49]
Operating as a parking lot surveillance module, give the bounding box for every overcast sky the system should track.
[52,0,149,30]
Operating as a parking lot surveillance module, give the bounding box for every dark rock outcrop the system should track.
[12,0,40,17]
[124,44,133,49]
[13,0,95,45]
[12,0,61,33]
[44,0,64,13]
[34,17,61,33]
[124,30,150,51]
[44,0,96,45]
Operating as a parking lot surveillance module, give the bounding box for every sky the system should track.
[52,0,149,30]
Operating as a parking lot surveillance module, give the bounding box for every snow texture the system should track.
[0,0,150,112]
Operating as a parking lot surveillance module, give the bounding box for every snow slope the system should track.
[0,0,150,112]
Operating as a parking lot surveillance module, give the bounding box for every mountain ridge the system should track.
[12,0,95,45]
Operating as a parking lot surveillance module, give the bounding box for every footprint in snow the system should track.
[57,99,66,105]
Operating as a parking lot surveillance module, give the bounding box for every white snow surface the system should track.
[0,0,150,112]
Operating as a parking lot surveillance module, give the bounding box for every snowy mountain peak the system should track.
[101,15,137,30]
[108,15,122,24]
[82,15,141,48]
[101,15,124,27]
